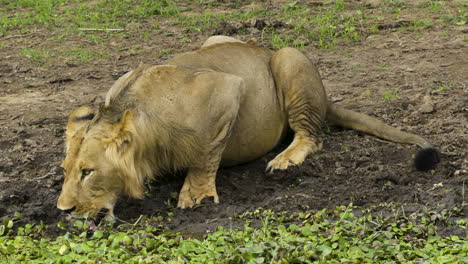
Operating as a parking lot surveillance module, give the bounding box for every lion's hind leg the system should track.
[267,48,328,172]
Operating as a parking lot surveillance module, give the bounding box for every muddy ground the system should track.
[0,0,466,237]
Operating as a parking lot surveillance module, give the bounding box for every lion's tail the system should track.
[326,103,440,171]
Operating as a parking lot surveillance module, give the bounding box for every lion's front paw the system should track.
[177,187,219,209]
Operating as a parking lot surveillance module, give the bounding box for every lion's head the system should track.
[57,64,208,219]
[57,105,144,219]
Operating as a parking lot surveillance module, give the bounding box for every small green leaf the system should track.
[318,245,332,256]
[7,244,15,254]
[73,220,84,229]
[58,245,68,255]
[93,230,104,239]
[384,231,393,239]
[7,220,13,229]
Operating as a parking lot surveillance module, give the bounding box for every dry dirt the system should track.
[0,1,466,237]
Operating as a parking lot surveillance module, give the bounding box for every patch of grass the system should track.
[270,32,305,50]
[174,12,225,33]
[438,85,453,91]
[365,88,372,98]
[3,0,461,51]
[173,8,270,33]
[62,47,111,63]
[0,0,62,34]
[281,1,363,49]
[1,205,466,263]
[159,49,173,55]
[441,2,467,26]
[383,0,407,8]
[412,18,433,30]
[0,0,179,34]
[175,1,363,49]
[18,47,54,65]
[383,88,400,101]
[427,1,444,12]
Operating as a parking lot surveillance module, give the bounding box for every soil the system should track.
[0,0,466,237]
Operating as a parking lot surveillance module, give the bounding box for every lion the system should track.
[57,36,440,219]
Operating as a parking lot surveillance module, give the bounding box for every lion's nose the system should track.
[62,207,76,214]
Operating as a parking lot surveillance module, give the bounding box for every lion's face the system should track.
[57,106,139,220]
[58,135,123,219]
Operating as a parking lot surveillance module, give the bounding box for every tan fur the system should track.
[58,36,437,218]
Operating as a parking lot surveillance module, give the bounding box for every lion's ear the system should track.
[103,110,135,155]
[103,110,144,198]
[65,106,95,149]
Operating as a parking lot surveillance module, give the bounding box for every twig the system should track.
[132,215,143,228]
[79,28,125,32]
[33,174,51,181]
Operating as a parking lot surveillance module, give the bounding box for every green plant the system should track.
[159,49,173,55]
[428,1,443,12]
[1,205,466,263]
[63,47,111,63]
[383,88,400,100]
[281,0,363,48]
[19,48,54,65]
[384,0,407,8]
[438,85,452,91]
[365,88,372,98]
[412,19,433,30]
[270,32,305,50]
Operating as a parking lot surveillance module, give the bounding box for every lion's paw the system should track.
[266,139,319,173]
[266,153,300,173]
[177,188,219,209]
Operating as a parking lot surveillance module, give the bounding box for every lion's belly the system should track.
[221,117,287,167]
[220,79,288,167]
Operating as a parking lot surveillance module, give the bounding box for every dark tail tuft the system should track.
[414,147,441,171]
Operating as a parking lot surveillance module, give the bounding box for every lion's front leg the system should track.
[175,71,244,208]
[177,132,228,208]
[177,117,237,209]
[177,163,220,209]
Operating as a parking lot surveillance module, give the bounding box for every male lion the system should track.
[57,36,440,219]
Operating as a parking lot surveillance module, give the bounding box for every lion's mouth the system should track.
[94,208,109,225]
[63,208,113,232]
[66,207,114,227]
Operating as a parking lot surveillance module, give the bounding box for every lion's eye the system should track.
[81,168,94,180]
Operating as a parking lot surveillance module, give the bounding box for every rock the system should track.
[11,143,23,152]
[335,167,347,175]
[24,139,38,147]
[247,27,260,34]
[458,25,468,33]
[335,163,346,175]
[331,96,343,102]
[419,102,434,113]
